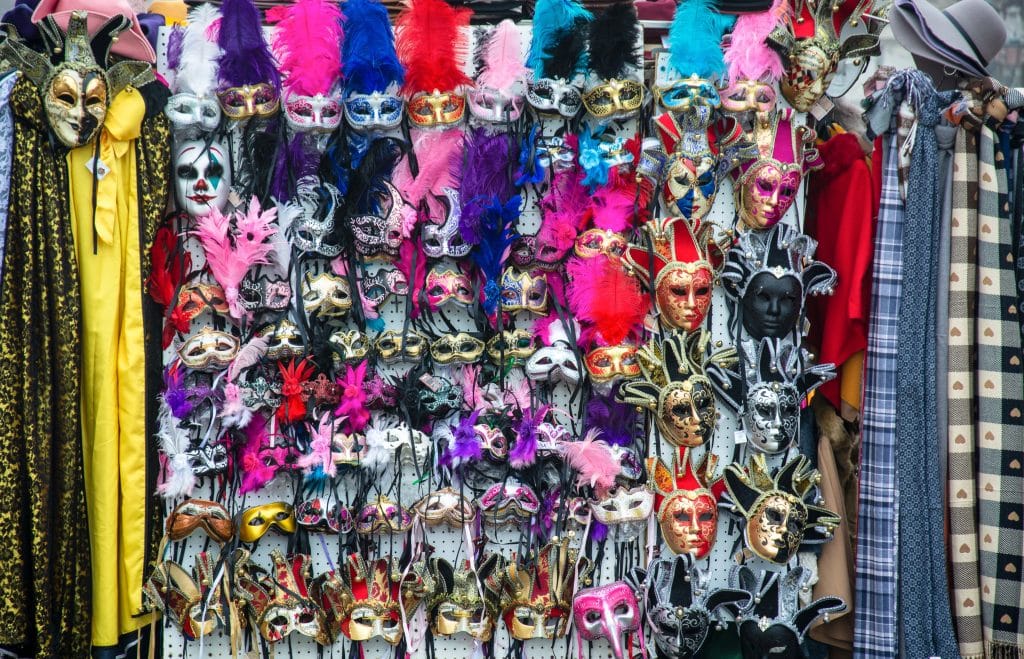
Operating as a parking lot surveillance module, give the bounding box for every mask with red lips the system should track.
[174,140,231,217]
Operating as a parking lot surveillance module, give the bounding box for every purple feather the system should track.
[460,128,515,245]
[166,25,184,73]
[591,520,609,542]
[162,365,192,419]
[218,0,281,90]
[586,386,636,446]
[271,135,319,201]
[441,410,483,466]
[510,405,548,469]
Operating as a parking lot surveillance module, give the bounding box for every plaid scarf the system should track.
[976,124,1024,657]
[948,126,984,659]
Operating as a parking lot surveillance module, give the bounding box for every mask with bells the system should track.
[425,555,504,641]
[338,554,427,645]
[732,110,822,231]
[618,330,725,448]
[623,217,724,332]
[732,565,847,659]
[233,549,330,645]
[721,223,837,341]
[648,448,721,558]
[490,537,594,640]
[627,554,750,659]
[572,581,644,659]
[722,454,839,564]
[143,553,225,640]
[708,338,835,454]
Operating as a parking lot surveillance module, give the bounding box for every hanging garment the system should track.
[976,124,1024,656]
[0,75,92,658]
[67,85,170,652]
[947,126,984,659]
[0,71,16,285]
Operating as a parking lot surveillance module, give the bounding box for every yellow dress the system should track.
[67,86,163,648]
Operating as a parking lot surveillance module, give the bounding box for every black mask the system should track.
[740,273,801,339]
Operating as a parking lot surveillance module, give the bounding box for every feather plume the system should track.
[460,128,514,245]
[220,382,253,429]
[537,166,589,259]
[297,415,337,478]
[162,363,193,419]
[217,0,281,90]
[175,3,223,97]
[147,224,189,313]
[335,361,370,433]
[471,197,520,318]
[227,336,268,381]
[590,169,643,232]
[396,238,427,318]
[533,313,579,346]
[362,416,397,471]
[156,399,196,499]
[725,0,788,83]
[560,428,619,497]
[396,0,472,96]
[588,3,640,81]
[528,0,591,77]
[342,0,403,94]
[392,129,464,226]
[543,24,589,81]
[585,387,635,447]
[510,406,548,469]
[566,255,646,346]
[668,0,735,81]
[267,0,344,97]
[238,414,280,494]
[194,197,277,320]
[440,410,483,467]
[166,25,184,74]
[477,20,527,93]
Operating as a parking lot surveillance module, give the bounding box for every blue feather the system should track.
[528,0,592,78]
[668,0,736,81]
[472,196,520,317]
[343,0,405,94]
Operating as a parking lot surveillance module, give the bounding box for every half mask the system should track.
[425,555,504,641]
[572,581,642,659]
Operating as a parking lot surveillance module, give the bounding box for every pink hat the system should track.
[32,0,156,64]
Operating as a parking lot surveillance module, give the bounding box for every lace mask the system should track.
[475,423,510,462]
[217,83,280,120]
[572,582,642,659]
[237,502,296,544]
[375,329,428,363]
[257,319,305,361]
[351,181,406,260]
[425,267,474,309]
[414,487,477,528]
[284,178,344,257]
[583,79,645,120]
[422,188,469,258]
[364,419,431,468]
[344,91,404,132]
[589,484,654,541]
[356,495,414,534]
[407,89,466,127]
[173,140,231,217]
[166,93,221,134]
[527,78,583,117]
[177,327,240,372]
[284,92,343,133]
[186,444,228,477]
[338,554,427,645]
[234,550,329,644]
[722,454,839,564]
[618,331,723,448]
[648,449,719,558]
[171,283,229,329]
[301,272,352,318]
[360,267,409,308]
[500,269,550,315]
[239,276,291,314]
[584,344,641,383]
[329,330,372,366]
[629,554,750,659]
[143,553,223,640]
[431,333,486,365]
[426,555,504,640]
[479,480,541,525]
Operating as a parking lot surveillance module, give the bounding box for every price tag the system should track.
[85,156,110,180]
[734,429,747,445]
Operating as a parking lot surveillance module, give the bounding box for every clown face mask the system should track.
[174,141,231,217]
[740,271,802,339]
[572,582,641,659]
[780,31,841,113]
[45,66,108,148]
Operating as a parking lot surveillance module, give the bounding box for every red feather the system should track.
[396,0,472,96]
[567,254,647,346]
[148,225,189,308]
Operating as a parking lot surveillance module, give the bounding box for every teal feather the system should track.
[668,0,736,81]
[528,0,592,78]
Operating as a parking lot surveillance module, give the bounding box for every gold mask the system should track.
[584,345,641,383]
[301,272,352,317]
[237,502,296,543]
[375,330,428,363]
[431,333,486,365]
[177,327,240,372]
[780,27,841,113]
[407,89,466,127]
[217,83,280,120]
[329,329,371,366]
[486,329,537,366]
[582,79,644,119]
[45,67,108,148]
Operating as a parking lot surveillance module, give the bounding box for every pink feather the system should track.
[194,197,277,319]
[297,415,337,477]
[393,129,464,225]
[335,362,370,432]
[560,429,620,498]
[725,0,789,83]
[267,0,345,97]
[537,166,590,258]
[590,178,638,233]
[566,255,647,346]
[533,313,577,346]
[477,19,527,93]
[227,335,269,381]
[396,238,427,318]
[238,414,280,494]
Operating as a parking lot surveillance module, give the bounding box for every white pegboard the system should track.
[156,20,824,659]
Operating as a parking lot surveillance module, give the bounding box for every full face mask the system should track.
[407,89,466,127]
[300,272,352,318]
[618,331,721,448]
[284,178,344,257]
[732,111,821,231]
[648,449,719,557]
[344,91,405,132]
[732,565,847,659]
[624,217,723,333]
[338,555,427,645]
[527,77,584,118]
[722,454,840,564]
[572,582,642,659]
[425,267,474,309]
[422,188,469,258]
[721,223,837,341]
[234,550,329,645]
[426,556,504,641]
[490,537,593,640]
[628,554,750,659]
[284,92,343,133]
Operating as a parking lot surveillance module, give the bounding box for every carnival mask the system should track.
[172,283,229,327]
[375,329,428,363]
[649,450,719,557]
[500,269,549,315]
[407,89,466,127]
[45,65,108,148]
[526,343,581,386]
[476,424,509,462]
[589,485,655,540]
[177,327,240,372]
[166,93,221,133]
[284,92,343,133]
[338,555,425,645]
[295,497,354,534]
[741,272,802,339]
[720,79,777,114]
[257,320,305,361]
[350,181,405,260]
[583,79,645,120]
[356,496,414,534]
[414,488,477,528]
[186,444,228,477]
[745,381,800,452]
[143,554,223,640]
[486,329,537,366]
[237,502,296,543]
[301,272,352,318]
[239,276,291,313]
[344,91,404,132]
[575,229,628,260]
[217,83,280,120]
[285,179,344,257]
[572,582,641,659]
[585,344,641,383]
[468,87,525,122]
[425,268,474,309]
[173,140,231,217]
[364,420,431,468]
[430,333,486,365]
[527,78,583,117]
[234,551,329,644]
[329,330,372,365]
[427,556,503,641]
[655,77,721,112]
[665,153,720,222]
[780,30,841,113]
[360,268,408,308]
[422,188,469,258]
[479,480,541,525]
[166,499,235,543]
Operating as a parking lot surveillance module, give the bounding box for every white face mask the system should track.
[173,140,232,217]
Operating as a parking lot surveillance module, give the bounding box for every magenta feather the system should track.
[267,0,345,97]
[589,180,637,233]
[335,362,370,433]
[560,428,620,497]
[460,128,514,244]
[238,414,280,494]
[725,0,788,83]
[477,19,527,93]
[396,238,427,318]
[393,129,465,225]
[194,197,278,320]
[536,166,589,260]
[566,255,646,346]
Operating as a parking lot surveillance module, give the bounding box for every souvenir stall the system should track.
[0,0,1020,658]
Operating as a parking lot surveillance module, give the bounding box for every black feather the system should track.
[588,2,640,80]
[544,22,588,81]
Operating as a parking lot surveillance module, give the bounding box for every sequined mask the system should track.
[285,178,344,257]
[425,268,474,309]
[582,79,645,120]
[284,92,343,133]
[500,269,549,315]
[422,188,469,258]
[350,181,406,260]
[526,78,583,117]
[217,83,280,120]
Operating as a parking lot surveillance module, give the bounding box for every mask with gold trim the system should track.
[589,484,655,541]
[574,229,629,260]
[257,319,305,361]
[407,90,466,127]
[422,188,469,258]
[177,327,240,372]
[143,553,224,640]
[525,0,590,119]
[329,329,372,367]
[486,329,537,366]
[500,269,550,315]
[584,344,641,383]
[648,448,720,558]
[414,487,477,528]
[431,332,486,365]
[355,495,414,534]
[233,550,330,644]
[426,555,504,640]
[301,272,352,318]
[425,267,474,309]
[218,83,280,120]
[582,4,644,121]
[339,554,427,645]
[375,329,428,363]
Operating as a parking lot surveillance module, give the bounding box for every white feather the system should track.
[362,419,394,472]
[176,4,224,98]
[156,400,196,499]
[270,197,294,274]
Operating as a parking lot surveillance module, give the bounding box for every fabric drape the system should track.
[0,71,17,286]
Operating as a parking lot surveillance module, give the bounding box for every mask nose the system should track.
[766,293,781,318]
[603,608,626,659]
[195,178,209,192]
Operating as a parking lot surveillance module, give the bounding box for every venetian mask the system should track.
[720,79,777,114]
[525,343,581,386]
[664,152,719,222]
[425,268,474,309]
[301,272,352,318]
[582,79,645,120]
[285,178,344,257]
[328,330,371,366]
[740,272,802,339]
[177,327,240,372]
[500,269,549,315]
[338,555,426,645]
[572,582,641,659]
[780,29,841,113]
[649,451,719,558]
[375,330,428,363]
[654,76,721,113]
[350,181,405,260]
[526,78,583,118]
[584,344,641,383]
[660,263,715,333]
[237,502,296,544]
[427,556,503,641]
[173,140,231,217]
[414,488,477,528]
[45,65,108,148]
[430,333,486,365]
[217,83,280,120]
[344,91,404,132]
[165,93,221,133]
[468,87,525,123]
[284,92,343,133]
[575,229,628,260]
[422,188,469,258]
[355,496,414,535]
[407,89,466,127]
[486,329,536,366]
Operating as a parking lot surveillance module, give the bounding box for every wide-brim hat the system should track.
[32,0,157,63]
[891,0,1005,80]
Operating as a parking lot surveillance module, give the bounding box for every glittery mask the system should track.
[328,330,372,366]
[500,269,550,315]
[572,582,642,659]
[359,268,409,308]
[285,178,344,257]
[234,550,329,644]
[648,449,719,557]
[426,555,503,641]
[414,487,477,528]
[479,480,541,525]
[356,495,414,534]
[654,76,721,113]
[526,78,583,117]
[584,344,641,383]
[425,268,474,309]
[407,89,466,127]
[257,319,305,361]
[350,181,406,260]
[239,276,292,314]
[337,554,427,645]
[344,91,404,132]
[583,79,645,120]
[720,79,777,114]
[486,329,537,366]
[780,27,841,113]
[300,272,352,318]
[574,229,629,260]
[284,92,343,133]
[430,332,486,365]
[468,87,525,122]
[375,330,428,363]
[217,83,280,120]
[422,188,469,258]
[177,327,240,372]
[166,93,221,133]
